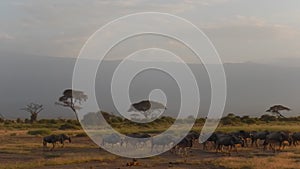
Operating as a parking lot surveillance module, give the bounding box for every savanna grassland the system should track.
[1,114,300,169]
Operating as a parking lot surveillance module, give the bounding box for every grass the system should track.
[0,155,118,169]
[2,121,300,169]
[209,154,300,169]
[27,129,52,136]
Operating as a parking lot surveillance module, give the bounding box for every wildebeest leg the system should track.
[184,147,189,157]
[220,145,224,153]
[255,139,259,147]
[151,144,154,152]
[43,142,47,151]
[215,144,220,153]
[279,142,283,150]
[51,143,55,151]
[244,138,248,147]
[228,145,232,153]
[177,147,181,155]
[293,140,298,147]
[233,145,238,153]
[244,138,249,147]
[203,142,207,150]
[263,141,268,151]
[271,144,276,153]
[251,139,255,147]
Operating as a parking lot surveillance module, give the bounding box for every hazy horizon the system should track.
[0,54,300,120]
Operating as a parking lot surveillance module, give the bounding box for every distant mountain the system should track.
[0,53,299,119]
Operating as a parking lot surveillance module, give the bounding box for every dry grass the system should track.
[209,153,300,169]
[1,155,117,169]
[2,123,300,169]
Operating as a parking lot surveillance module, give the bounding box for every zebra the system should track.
[43,134,71,150]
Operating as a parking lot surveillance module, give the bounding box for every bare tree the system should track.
[56,89,88,121]
[128,100,166,119]
[266,105,291,118]
[21,103,43,123]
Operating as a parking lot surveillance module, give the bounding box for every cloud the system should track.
[3,0,299,64]
[203,15,300,40]
[200,15,300,63]
[0,32,14,40]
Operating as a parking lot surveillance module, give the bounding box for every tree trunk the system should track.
[30,113,38,123]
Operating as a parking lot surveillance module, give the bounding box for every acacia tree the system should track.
[56,89,88,121]
[128,100,166,119]
[21,103,43,123]
[266,105,291,118]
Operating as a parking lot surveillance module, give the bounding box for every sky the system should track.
[0,1,300,119]
[0,0,300,65]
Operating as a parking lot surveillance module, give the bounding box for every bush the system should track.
[16,118,23,123]
[75,132,88,137]
[66,119,80,126]
[260,114,277,122]
[27,129,51,136]
[59,123,81,130]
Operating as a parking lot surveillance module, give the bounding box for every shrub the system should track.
[28,129,51,136]
[59,123,81,130]
[260,114,277,122]
[66,119,80,126]
[16,118,23,123]
[75,132,88,137]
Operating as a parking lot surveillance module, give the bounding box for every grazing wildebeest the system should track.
[186,131,200,143]
[151,135,175,152]
[43,134,71,150]
[172,137,193,156]
[102,133,122,148]
[202,132,225,150]
[123,133,152,148]
[58,134,71,147]
[231,130,251,147]
[251,131,270,147]
[291,132,300,146]
[215,134,244,154]
[263,131,292,152]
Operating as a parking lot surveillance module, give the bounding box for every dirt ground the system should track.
[1,131,300,169]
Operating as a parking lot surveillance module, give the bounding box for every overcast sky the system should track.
[0,0,300,65]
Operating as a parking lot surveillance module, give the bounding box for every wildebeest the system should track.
[123,133,152,148]
[231,130,251,147]
[291,132,300,146]
[102,133,122,148]
[172,137,193,156]
[186,131,200,143]
[251,131,270,147]
[263,131,292,152]
[43,134,71,150]
[58,134,71,147]
[151,135,175,152]
[201,132,225,150]
[215,134,244,154]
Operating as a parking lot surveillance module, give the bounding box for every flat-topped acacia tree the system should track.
[266,105,291,118]
[128,100,166,119]
[56,89,88,121]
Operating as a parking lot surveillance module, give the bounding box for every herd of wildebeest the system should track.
[42,130,300,155]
